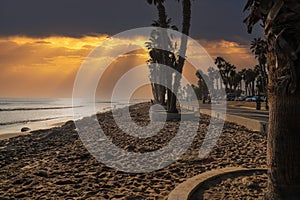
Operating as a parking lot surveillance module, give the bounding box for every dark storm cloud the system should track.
[164,0,264,44]
[0,0,263,43]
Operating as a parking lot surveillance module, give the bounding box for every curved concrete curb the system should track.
[167,167,267,200]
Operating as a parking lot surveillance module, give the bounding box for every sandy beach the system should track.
[0,102,267,199]
[0,132,31,140]
[0,121,67,141]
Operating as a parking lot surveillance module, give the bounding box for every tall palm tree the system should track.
[147,0,167,28]
[228,69,236,91]
[244,68,258,96]
[146,0,192,113]
[256,75,264,95]
[146,30,166,105]
[215,57,236,92]
[239,69,247,94]
[147,0,181,107]
[227,64,237,91]
[234,72,243,92]
[146,0,171,106]
[196,70,209,101]
[229,70,242,93]
[146,17,178,105]
[207,66,217,93]
[215,57,227,90]
[244,0,300,199]
[251,38,268,84]
[251,37,269,109]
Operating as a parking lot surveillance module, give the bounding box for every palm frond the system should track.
[171,25,179,31]
[147,0,153,5]
[265,0,284,30]
[243,0,254,11]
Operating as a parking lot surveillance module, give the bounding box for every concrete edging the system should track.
[181,105,268,134]
[167,167,267,200]
[200,108,268,134]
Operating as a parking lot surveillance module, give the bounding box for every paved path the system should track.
[182,101,269,133]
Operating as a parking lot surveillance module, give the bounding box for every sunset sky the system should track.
[0,0,263,98]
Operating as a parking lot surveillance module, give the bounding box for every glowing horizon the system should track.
[0,35,257,98]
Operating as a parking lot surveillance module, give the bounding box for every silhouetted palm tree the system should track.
[214,57,236,92]
[146,0,192,113]
[251,38,267,81]
[229,70,242,93]
[251,37,269,109]
[207,66,217,93]
[147,0,167,28]
[146,0,174,106]
[215,57,226,89]
[238,69,247,94]
[146,17,178,105]
[244,68,258,96]
[196,70,209,101]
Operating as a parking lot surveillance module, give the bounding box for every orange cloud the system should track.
[0,35,107,97]
[0,35,257,98]
[197,39,257,69]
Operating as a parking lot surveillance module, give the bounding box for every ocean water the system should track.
[0,98,139,134]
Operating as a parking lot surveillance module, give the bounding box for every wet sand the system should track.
[0,121,67,141]
[0,132,31,140]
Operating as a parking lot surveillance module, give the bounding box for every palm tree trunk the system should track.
[252,81,255,96]
[264,10,300,198]
[156,1,168,106]
[240,81,242,92]
[157,1,168,28]
[265,53,300,199]
[264,63,269,109]
[266,95,300,199]
[168,0,191,113]
[259,63,269,109]
[177,0,191,73]
[244,0,300,197]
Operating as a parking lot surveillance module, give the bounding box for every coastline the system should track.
[0,102,267,199]
[0,120,71,141]
[0,132,31,140]
[0,98,144,140]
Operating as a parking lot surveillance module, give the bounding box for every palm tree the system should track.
[250,38,268,84]
[244,0,300,199]
[146,0,192,113]
[238,69,247,94]
[146,0,172,106]
[251,37,269,109]
[228,69,235,91]
[231,71,242,93]
[146,17,178,105]
[147,0,167,28]
[207,66,217,94]
[244,68,258,96]
[196,70,209,102]
[146,31,165,105]
[215,57,227,90]
[256,75,264,95]
[215,57,236,92]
